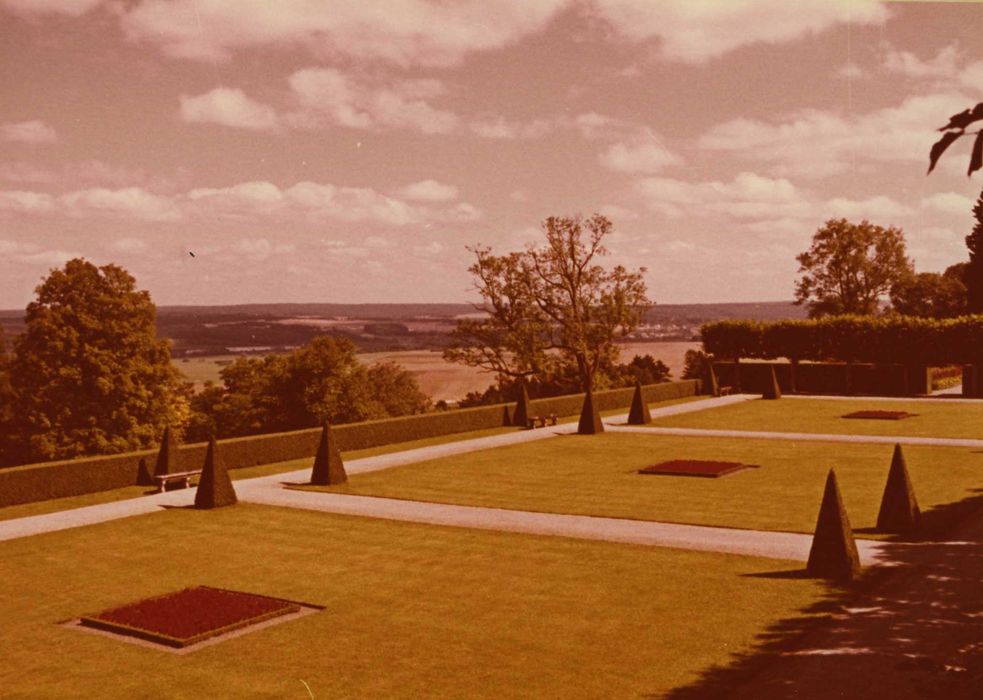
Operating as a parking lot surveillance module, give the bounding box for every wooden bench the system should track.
[718,386,733,396]
[527,414,559,429]
[154,470,202,493]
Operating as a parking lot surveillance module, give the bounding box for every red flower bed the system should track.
[639,460,750,478]
[80,586,300,648]
[842,410,917,420]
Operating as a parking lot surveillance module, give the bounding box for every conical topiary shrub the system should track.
[627,379,652,425]
[876,444,921,533]
[762,366,782,400]
[154,426,177,478]
[310,422,347,486]
[704,361,720,397]
[513,381,531,428]
[136,456,155,486]
[194,438,237,509]
[502,404,512,427]
[577,388,604,434]
[806,469,861,580]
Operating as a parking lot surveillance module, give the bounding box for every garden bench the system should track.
[154,470,202,493]
[718,386,733,396]
[527,414,559,429]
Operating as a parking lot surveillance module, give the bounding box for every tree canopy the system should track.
[187,336,430,440]
[4,259,188,464]
[794,218,913,318]
[444,214,651,391]
[889,266,966,319]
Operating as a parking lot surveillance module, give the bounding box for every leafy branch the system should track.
[927,102,983,176]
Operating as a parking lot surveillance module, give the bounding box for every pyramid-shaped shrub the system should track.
[806,469,861,580]
[154,426,178,478]
[501,404,512,427]
[194,438,238,509]
[876,444,921,533]
[310,422,347,486]
[627,379,652,425]
[136,457,155,486]
[577,388,604,434]
[762,366,781,400]
[704,362,720,397]
[512,382,531,428]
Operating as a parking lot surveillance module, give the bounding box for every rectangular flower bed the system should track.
[79,586,301,648]
[638,460,751,478]
[842,410,917,420]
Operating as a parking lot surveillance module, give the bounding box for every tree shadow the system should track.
[652,494,983,699]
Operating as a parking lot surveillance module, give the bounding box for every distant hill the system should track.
[154,303,477,319]
[644,301,807,323]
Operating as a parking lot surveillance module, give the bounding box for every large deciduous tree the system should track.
[6,259,189,464]
[889,266,967,318]
[794,219,913,318]
[444,214,650,391]
[965,191,983,312]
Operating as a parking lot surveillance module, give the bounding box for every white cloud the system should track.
[824,195,913,220]
[838,63,865,80]
[0,190,55,214]
[118,0,566,66]
[469,116,552,139]
[180,87,279,131]
[921,192,976,217]
[1,0,101,17]
[635,172,809,218]
[398,179,459,202]
[109,238,149,254]
[288,68,459,134]
[600,128,681,174]
[698,92,972,178]
[588,0,889,63]
[1,120,57,144]
[232,238,295,261]
[59,187,183,221]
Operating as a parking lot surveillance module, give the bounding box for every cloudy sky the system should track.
[1,0,982,308]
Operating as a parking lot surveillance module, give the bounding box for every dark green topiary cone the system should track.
[194,438,237,509]
[154,426,177,477]
[513,381,531,428]
[806,469,861,580]
[577,388,604,434]
[502,404,512,427]
[704,362,720,397]
[311,422,347,485]
[136,456,155,486]
[876,444,921,533]
[627,379,652,425]
[762,366,782,400]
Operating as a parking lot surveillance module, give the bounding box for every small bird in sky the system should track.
[189,251,196,258]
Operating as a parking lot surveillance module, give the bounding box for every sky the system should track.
[1,0,982,308]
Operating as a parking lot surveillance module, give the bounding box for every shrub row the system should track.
[702,315,983,365]
[713,361,929,396]
[0,379,700,507]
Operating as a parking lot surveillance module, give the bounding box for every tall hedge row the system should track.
[702,315,983,365]
[0,379,699,507]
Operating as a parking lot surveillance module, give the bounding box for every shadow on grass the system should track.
[654,494,983,700]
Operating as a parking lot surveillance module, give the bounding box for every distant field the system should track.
[173,341,700,401]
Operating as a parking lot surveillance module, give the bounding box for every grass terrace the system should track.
[0,504,825,698]
[646,397,983,439]
[297,433,983,536]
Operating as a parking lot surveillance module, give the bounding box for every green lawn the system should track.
[647,397,983,439]
[0,504,825,698]
[299,433,983,535]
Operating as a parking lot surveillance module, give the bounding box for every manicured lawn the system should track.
[0,504,824,698]
[647,397,983,440]
[300,433,983,535]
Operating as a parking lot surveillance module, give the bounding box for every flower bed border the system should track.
[638,460,752,478]
[841,410,918,420]
[78,586,306,649]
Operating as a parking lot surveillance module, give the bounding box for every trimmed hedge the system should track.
[713,362,929,396]
[0,379,700,508]
[702,315,983,365]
